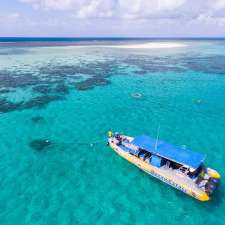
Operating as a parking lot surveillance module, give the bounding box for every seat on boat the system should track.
[145,156,151,163]
[165,160,171,168]
[150,155,166,168]
[199,180,208,188]
[138,152,146,160]
[119,144,131,153]
[144,152,151,160]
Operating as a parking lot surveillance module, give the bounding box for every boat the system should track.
[107,131,220,201]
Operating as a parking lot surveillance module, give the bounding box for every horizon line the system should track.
[1,36,225,39]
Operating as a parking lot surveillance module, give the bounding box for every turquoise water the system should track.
[0,40,225,225]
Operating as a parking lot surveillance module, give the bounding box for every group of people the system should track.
[108,130,123,145]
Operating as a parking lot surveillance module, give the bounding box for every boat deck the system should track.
[108,134,219,201]
[116,141,201,193]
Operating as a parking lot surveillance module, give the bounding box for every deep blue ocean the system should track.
[0,38,225,225]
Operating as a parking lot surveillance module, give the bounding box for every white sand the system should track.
[60,42,187,50]
[105,42,187,49]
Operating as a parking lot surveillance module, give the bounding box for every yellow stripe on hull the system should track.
[109,141,210,202]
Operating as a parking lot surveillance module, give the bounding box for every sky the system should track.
[1,0,225,37]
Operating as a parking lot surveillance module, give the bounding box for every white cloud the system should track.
[212,0,225,10]
[0,12,20,23]
[44,0,75,10]
[159,0,186,10]
[117,0,186,19]
[2,0,225,36]
[20,0,79,10]
[194,12,225,26]
[189,1,225,27]
[18,0,225,28]
[76,0,114,18]
[20,0,186,19]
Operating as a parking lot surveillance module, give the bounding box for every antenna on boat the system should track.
[154,125,160,151]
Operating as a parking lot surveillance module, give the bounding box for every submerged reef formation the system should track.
[31,116,45,123]
[75,77,111,91]
[0,98,23,113]
[0,60,115,113]
[178,55,225,75]
[123,55,185,75]
[29,139,51,151]
[123,54,225,75]
[1,51,224,114]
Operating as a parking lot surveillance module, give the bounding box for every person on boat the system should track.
[198,166,210,180]
[188,168,197,178]
[108,130,113,138]
[115,132,122,145]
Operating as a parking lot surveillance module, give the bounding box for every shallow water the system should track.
[0,39,225,225]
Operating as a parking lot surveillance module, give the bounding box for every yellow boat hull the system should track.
[109,139,210,202]
[207,168,220,179]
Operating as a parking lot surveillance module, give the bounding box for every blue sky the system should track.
[1,0,225,37]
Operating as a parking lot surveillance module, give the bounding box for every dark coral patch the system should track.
[54,84,69,94]
[181,55,225,75]
[38,64,94,80]
[75,77,111,91]
[0,98,23,113]
[0,95,62,113]
[123,55,185,74]
[31,116,45,123]
[123,54,225,75]
[23,95,63,109]
[0,71,39,89]
[0,88,11,94]
[32,85,52,94]
[32,83,69,96]
[0,60,116,113]
[29,139,51,151]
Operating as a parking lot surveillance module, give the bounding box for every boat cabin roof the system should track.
[131,135,205,169]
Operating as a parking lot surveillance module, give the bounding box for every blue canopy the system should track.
[131,135,205,169]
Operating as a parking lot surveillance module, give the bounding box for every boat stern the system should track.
[207,168,221,179]
[203,168,220,197]
[197,192,210,201]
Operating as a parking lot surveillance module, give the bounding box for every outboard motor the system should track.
[205,181,217,195]
[209,177,219,184]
